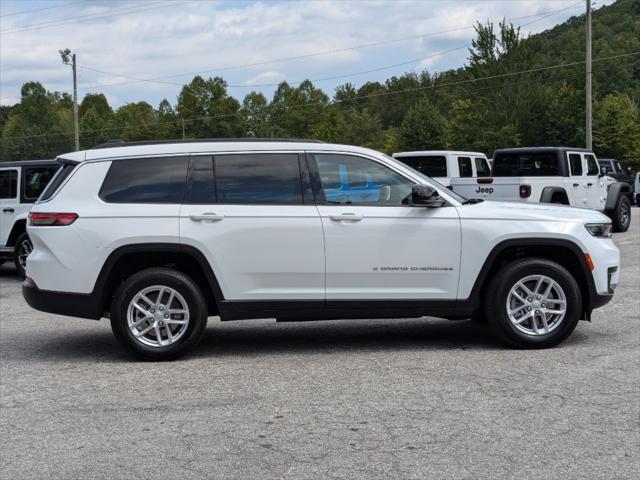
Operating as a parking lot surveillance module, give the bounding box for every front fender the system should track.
[605,182,631,210]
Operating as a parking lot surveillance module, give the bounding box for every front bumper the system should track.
[22,279,102,320]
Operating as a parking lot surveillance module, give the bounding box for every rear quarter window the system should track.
[100,156,189,203]
[38,163,76,202]
[492,153,560,176]
[395,156,447,177]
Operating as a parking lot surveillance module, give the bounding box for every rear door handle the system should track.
[329,213,364,222]
[572,183,580,187]
[2,208,14,213]
[189,212,225,222]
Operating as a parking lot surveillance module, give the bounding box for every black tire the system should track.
[610,195,631,233]
[110,267,208,361]
[13,232,32,279]
[635,193,640,207]
[484,258,582,348]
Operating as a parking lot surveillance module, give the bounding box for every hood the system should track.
[458,200,610,224]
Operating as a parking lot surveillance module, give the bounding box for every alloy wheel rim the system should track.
[127,285,190,348]
[506,274,567,336]
[621,202,630,226]
[18,238,32,269]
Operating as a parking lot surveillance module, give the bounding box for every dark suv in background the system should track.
[599,158,635,196]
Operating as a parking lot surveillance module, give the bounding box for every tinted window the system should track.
[475,157,490,177]
[314,153,414,206]
[186,156,215,204]
[23,166,58,200]
[492,153,559,176]
[458,157,472,177]
[0,170,18,199]
[395,155,447,177]
[100,156,189,203]
[569,154,583,176]
[215,153,302,204]
[585,154,599,176]
[39,163,75,202]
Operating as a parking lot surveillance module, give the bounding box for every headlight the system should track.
[585,223,612,238]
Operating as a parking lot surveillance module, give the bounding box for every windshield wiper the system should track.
[462,198,484,205]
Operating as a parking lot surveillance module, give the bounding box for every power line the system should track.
[75,2,584,91]
[0,1,195,35]
[0,1,83,18]
[2,51,637,144]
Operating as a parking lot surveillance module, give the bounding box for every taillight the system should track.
[519,185,531,198]
[29,212,78,226]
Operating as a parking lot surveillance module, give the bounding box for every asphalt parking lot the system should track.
[1,210,638,480]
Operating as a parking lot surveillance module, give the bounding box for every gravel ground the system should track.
[1,210,638,479]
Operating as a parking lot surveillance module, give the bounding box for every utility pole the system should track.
[585,0,592,150]
[59,49,79,151]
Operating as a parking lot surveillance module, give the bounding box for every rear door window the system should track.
[474,157,491,177]
[0,170,18,199]
[395,155,447,177]
[569,154,583,176]
[215,153,303,204]
[22,166,59,200]
[457,157,472,177]
[492,153,560,176]
[100,156,189,203]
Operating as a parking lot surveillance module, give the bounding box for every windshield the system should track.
[382,154,467,203]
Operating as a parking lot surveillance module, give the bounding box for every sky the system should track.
[0,0,616,108]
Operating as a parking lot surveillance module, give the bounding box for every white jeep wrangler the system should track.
[23,140,620,360]
[450,147,632,232]
[0,160,59,277]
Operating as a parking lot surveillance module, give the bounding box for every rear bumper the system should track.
[22,279,103,320]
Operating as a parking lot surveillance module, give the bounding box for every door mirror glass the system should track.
[411,185,445,207]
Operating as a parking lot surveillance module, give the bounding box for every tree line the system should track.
[1,0,639,167]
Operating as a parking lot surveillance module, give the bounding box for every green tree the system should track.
[79,106,108,149]
[594,93,640,169]
[108,102,159,141]
[176,76,240,138]
[239,91,273,137]
[313,108,383,149]
[270,80,329,138]
[398,97,447,150]
[79,93,112,118]
[1,82,72,160]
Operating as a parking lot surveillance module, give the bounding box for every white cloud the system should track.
[244,70,286,86]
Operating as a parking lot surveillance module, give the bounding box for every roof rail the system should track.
[92,138,325,149]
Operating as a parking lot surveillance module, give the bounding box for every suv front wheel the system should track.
[485,258,582,348]
[110,268,208,361]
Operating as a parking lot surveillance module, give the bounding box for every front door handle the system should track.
[329,213,364,222]
[2,208,14,213]
[586,182,593,187]
[189,212,225,222]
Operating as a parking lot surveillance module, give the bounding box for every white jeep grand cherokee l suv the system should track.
[23,139,620,360]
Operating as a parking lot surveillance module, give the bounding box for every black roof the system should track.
[493,147,593,155]
[92,138,325,149]
[0,159,58,168]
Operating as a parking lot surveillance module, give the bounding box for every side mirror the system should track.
[411,185,445,207]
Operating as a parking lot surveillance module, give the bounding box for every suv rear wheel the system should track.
[484,258,581,348]
[13,232,32,279]
[110,267,208,361]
